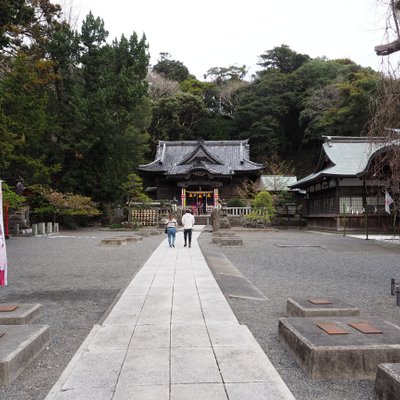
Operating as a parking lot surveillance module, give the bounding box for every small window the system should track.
[366,196,385,213]
[339,197,363,214]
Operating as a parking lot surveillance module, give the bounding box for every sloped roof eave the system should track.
[138,162,167,172]
[289,172,360,189]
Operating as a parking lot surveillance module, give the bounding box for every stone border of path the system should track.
[45,228,295,400]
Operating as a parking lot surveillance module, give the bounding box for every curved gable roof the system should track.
[177,140,224,166]
[139,140,263,176]
[291,136,385,189]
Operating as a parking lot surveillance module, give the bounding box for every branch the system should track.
[375,40,400,55]
[375,1,400,56]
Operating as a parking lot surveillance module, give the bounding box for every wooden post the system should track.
[181,188,186,208]
[4,203,9,239]
[363,178,369,240]
[213,188,219,207]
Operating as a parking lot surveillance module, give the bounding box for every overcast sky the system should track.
[61,0,393,79]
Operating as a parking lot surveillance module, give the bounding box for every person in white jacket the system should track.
[181,209,195,248]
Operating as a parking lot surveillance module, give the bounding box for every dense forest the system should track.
[0,0,382,208]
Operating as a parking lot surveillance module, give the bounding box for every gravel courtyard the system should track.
[1,227,400,400]
[200,229,400,400]
[0,228,164,400]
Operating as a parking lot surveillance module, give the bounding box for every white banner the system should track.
[385,190,394,214]
[0,181,8,286]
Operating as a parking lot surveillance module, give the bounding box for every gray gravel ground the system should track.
[2,227,399,400]
[0,228,164,400]
[200,229,400,400]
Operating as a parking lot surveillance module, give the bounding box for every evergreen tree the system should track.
[56,13,151,203]
[0,54,59,183]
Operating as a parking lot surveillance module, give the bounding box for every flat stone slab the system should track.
[220,238,243,246]
[218,274,267,301]
[141,230,163,236]
[203,252,267,301]
[279,317,400,379]
[287,297,360,317]
[101,236,143,246]
[0,324,51,386]
[0,303,42,325]
[211,233,238,245]
[375,363,400,400]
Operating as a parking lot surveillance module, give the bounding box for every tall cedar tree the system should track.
[57,12,151,203]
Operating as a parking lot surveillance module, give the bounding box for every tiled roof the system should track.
[139,140,263,176]
[290,136,388,188]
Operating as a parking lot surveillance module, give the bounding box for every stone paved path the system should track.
[45,228,295,400]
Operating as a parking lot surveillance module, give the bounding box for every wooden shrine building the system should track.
[138,139,263,209]
[289,136,395,232]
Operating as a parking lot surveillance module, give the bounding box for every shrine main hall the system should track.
[138,139,263,209]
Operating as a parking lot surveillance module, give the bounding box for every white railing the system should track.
[225,207,252,216]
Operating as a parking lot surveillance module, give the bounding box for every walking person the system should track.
[165,213,177,247]
[182,209,195,248]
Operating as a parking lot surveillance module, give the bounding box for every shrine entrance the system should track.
[180,187,219,215]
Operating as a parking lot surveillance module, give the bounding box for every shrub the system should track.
[244,213,271,224]
[227,198,245,207]
[252,191,276,220]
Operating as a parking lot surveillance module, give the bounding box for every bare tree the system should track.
[58,0,81,29]
[217,79,249,114]
[368,1,400,226]
[146,71,180,99]
[375,0,400,55]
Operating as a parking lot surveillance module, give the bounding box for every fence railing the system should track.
[224,207,252,216]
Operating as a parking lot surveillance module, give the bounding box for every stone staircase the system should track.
[194,215,210,225]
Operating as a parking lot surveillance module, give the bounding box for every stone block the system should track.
[46,222,53,234]
[212,231,236,236]
[101,236,142,246]
[142,230,162,236]
[279,317,400,379]
[101,238,126,246]
[0,324,51,386]
[0,303,42,325]
[54,223,59,233]
[375,363,400,400]
[212,237,222,244]
[220,238,243,246]
[37,222,46,235]
[32,224,38,236]
[287,297,360,317]
[124,236,143,243]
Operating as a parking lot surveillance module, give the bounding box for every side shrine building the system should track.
[289,136,395,232]
[138,139,263,209]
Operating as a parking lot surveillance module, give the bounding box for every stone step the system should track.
[287,297,360,318]
[194,215,210,225]
[220,237,243,246]
[0,324,51,386]
[279,316,400,379]
[375,363,400,400]
[101,236,143,246]
[0,303,42,325]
